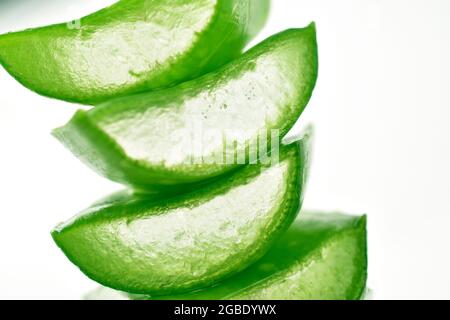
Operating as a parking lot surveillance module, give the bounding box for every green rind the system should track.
[53,25,318,191]
[51,135,311,295]
[0,0,270,104]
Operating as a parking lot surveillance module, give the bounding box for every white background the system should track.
[0,0,449,299]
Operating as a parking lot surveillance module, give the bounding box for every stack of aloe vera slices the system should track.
[0,0,367,299]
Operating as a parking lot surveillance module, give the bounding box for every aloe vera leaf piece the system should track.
[53,25,318,191]
[0,0,270,104]
[52,136,310,295]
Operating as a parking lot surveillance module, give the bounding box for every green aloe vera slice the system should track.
[53,25,318,191]
[0,0,270,104]
[85,212,367,300]
[52,136,310,295]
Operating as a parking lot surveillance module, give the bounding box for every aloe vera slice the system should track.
[85,212,367,300]
[53,25,318,191]
[0,0,270,104]
[52,136,310,295]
